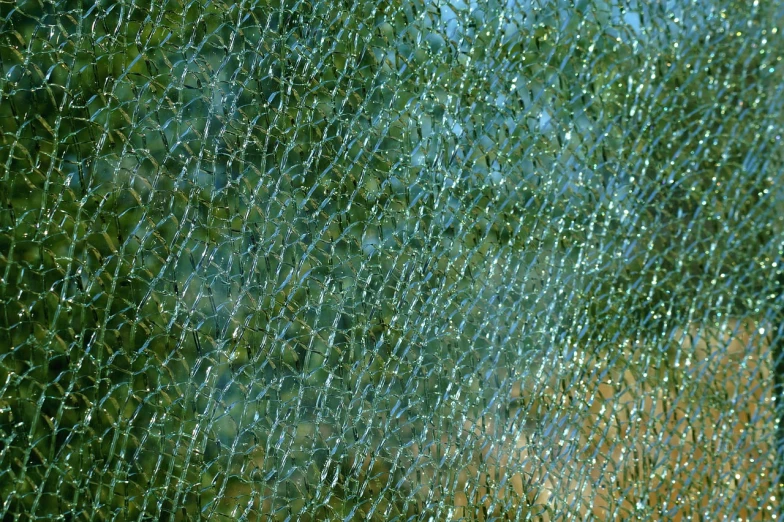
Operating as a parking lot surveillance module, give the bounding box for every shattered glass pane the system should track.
[0,0,782,519]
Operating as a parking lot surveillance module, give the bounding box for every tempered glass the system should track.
[0,0,782,519]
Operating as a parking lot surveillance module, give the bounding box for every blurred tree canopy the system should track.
[0,0,782,519]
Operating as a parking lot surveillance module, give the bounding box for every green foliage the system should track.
[0,0,782,519]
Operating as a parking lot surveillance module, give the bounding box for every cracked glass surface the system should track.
[0,0,783,519]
